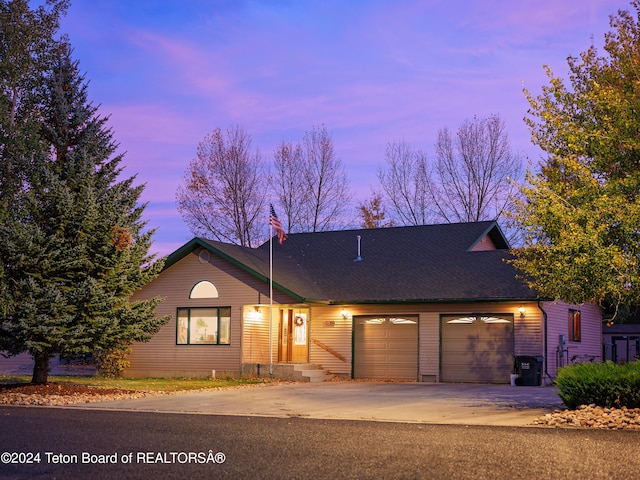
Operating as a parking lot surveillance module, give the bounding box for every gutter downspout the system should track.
[537,300,553,384]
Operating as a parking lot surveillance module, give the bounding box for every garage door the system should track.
[441,314,514,384]
[353,315,418,380]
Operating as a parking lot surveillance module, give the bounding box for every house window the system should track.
[569,309,581,342]
[177,307,231,345]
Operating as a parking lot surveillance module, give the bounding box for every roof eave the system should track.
[467,221,510,251]
[163,237,306,303]
[317,296,540,305]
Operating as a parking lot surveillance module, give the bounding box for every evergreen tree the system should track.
[0,0,68,219]
[0,40,168,383]
[1,0,69,341]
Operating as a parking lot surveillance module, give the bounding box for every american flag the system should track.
[269,204,288,245]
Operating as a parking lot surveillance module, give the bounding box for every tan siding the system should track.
[243,299,600,381]
[127,248,298,377]
[242,305,310,365]
[542,301,602,377]
[0,352,33,374]
[242,305,273,364]
[309,306,353,376]
[307,302,537,382]
[419,312,440,381]
[129,247,549,382]
[470,234,496,251]
[514,304,544,356]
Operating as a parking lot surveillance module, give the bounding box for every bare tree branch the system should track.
[433,114,522,223]
[176,125,267,247]
[377,140,434,226]
[272,140,307,233]
[272,125,352,232]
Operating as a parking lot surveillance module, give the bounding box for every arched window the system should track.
[189,281,219,299]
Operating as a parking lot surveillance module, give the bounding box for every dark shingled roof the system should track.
[164,221,536,304]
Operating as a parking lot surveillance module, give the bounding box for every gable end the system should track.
[467,222,509,251]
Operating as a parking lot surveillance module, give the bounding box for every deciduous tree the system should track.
[357,191,393,229]
[509,2,640,314]
[299,125,352,232]
[377,140,433,226]
[272,125,352,232]
[272,139,305,232]
[177,125,267,247]
[433,114,521,224]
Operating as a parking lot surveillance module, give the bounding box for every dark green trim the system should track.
[466,220,510,251]
[176,306,232,345]
[164,238,306,303]
[351,314,420,380]
[164,238,207,270]
[439,312,515,382]
[350,316,355,380]
[316,297,540,305]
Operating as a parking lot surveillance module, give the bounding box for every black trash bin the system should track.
[514,356,543,386]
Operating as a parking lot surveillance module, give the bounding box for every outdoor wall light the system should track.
[247,307,262,322]
[518,306,525,318]
[341,309,349,320]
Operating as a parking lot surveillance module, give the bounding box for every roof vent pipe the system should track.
[354,235,362,262]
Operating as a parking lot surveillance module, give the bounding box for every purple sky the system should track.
[58,0,621,257]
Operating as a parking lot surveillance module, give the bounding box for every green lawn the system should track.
[0,375,269,392]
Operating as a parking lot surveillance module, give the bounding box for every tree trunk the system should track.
[31,354,50,384]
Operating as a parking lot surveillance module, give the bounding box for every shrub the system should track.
[555,360,640,409]
[93,347,132,378]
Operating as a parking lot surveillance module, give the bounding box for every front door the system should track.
[278,309,308,363]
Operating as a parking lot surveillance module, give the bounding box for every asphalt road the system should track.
[1,407,640,480]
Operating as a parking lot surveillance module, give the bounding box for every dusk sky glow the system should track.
[58,0,622,257]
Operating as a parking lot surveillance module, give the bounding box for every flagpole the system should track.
[269,208,273,377]
[268,203,287,378]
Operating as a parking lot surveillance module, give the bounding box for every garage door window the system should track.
[446,315,511,324]
[441,314,514,383]
[353,315,419,380]
[361,317,417,325]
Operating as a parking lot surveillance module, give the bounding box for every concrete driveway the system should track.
[68,381,565,426]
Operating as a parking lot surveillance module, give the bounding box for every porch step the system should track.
[242,363,335,382]
[293,363,335,383]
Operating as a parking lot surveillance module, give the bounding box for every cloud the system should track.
[60,0,627,255]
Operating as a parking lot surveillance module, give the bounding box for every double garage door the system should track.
[353,315,418,380]
[353,313,514,383]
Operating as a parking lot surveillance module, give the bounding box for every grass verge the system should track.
[0,375,268,392]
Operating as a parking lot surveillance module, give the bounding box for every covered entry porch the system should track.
[241,304,334,381]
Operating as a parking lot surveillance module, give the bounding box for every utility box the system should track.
[514,356,543,386]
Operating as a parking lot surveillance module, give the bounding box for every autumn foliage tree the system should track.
[358,191,394,229]
[509,2,640,315]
